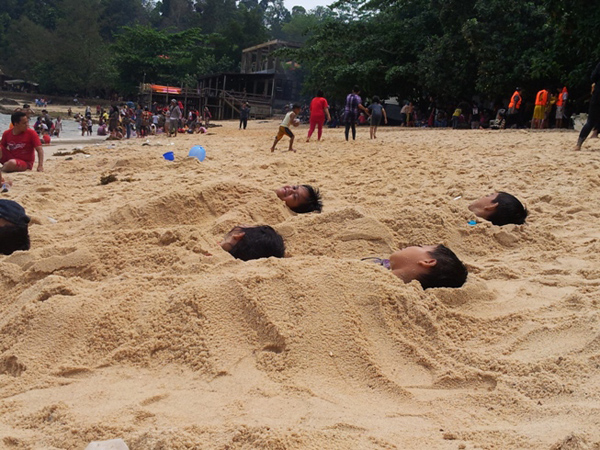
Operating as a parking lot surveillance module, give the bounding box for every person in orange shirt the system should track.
[532,88,549,129]
[555,86,568,129]
[507,88,522,128]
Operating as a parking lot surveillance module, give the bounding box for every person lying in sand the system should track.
[363,244,468,289]
[276,184,322,214]
[468,192,528,226]
[0,199,31,255]
[220,225,285,261]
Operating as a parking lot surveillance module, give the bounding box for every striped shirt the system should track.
[344,93,361,122]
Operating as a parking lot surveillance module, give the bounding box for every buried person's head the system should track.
[220,225,285,261]
[468,192,528,226]
[0,199,31,255]
[389,244,468,289]
[276,185,322,214]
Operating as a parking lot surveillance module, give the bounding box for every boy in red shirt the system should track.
[1,111,44,172]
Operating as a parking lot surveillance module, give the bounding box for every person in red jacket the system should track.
[306,90,332,142]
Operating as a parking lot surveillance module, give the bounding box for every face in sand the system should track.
[468,193,499,220]
[389,245,438,283]
[219,226,245,253]
[275,185,310,210]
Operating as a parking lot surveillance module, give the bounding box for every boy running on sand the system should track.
[271,104,301,153]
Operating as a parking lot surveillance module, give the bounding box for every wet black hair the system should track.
[488,192,528,226]
[228,225,285,261]
[288,185,322,214]
[11,111,27,125]
[317,90,324,97]
[0,224,30,255]
[292,103,301,110]
[417,245,468,289]
[372,96,380,103]
[353,85,360,93]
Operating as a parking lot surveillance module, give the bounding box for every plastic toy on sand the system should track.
[163,151,174,161]
[188,145,206,161]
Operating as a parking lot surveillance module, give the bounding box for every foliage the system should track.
[0,0,599,106]
[111,25,229,94]
[3,0,111,95]
[296,0,600,107]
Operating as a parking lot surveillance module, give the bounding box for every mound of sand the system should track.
[0,121,599,449]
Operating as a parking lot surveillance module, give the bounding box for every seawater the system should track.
[0,113,93,140]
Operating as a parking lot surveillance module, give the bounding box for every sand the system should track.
[1,119,599,449]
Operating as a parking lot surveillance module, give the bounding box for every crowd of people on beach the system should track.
[6,100,217,143]
[96,100,214,140]
[284,79,589,138]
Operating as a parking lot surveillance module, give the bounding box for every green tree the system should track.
[3,0,110,95]
[544,0,600,98]
[279,7,319,42]
[111,25,233,94]
[264,0,291,39]
[98,0,149,41]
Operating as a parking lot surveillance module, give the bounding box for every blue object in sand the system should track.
[163,151,174,161]
[468,220,477,226]
[188,145,206,162]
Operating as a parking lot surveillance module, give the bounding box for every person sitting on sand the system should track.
[363,244,468,289]
[1,111,44,173]
[220,225,285,261]
[0,199,31,255]
[468,192,528,226]
[276,184,322,214]
[106,126,124,141]
[42,130,51,145]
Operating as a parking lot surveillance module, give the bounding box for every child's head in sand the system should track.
[0,200,31,255]
[276,185,322,214]
[468,192,528,226]
[220,225,285,261]
[389,245,468,289]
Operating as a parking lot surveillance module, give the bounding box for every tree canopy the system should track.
[0,0,599,105]
[294,0,600,105]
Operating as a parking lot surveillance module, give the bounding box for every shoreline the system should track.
[43,137,109,155]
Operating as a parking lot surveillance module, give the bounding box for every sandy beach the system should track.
[1,119,599,449]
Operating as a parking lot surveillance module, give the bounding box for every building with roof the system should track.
[139,40,303,120]
[198,40,303,119]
